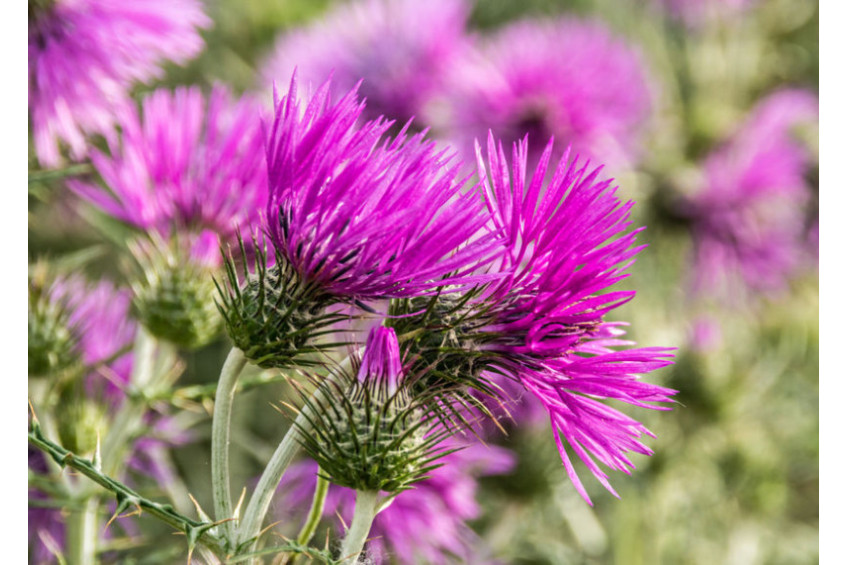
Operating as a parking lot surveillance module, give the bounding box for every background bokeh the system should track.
[28,0,818,563]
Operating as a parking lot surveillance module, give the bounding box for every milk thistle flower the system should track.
[437,18,652,169]
[276,444,514,564]
[261,0,470,125]
[28,0,210,166]
[70,86,267,258]
[680,89,819,301]
[220,75,499,367]
[71,86,268,348]
[391,134,676,503]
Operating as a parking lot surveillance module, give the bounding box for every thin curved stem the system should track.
[236,389,324,547]
[236,354,356,554]
[338,490,380,565]
[211,347,248,545]
[296,469,329,547]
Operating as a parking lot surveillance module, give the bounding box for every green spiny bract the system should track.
[293,372,454,494]
[387,291,506,407]
[28,278,80,377]
[131,238,222,350]
[216,236,351,369]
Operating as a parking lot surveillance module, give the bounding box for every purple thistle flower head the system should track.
[681,89,819,300]
[476,133,644,358]
[261,0,470,125]
[357,326,403,397]
[28,0,210,167]
[275,443,515,564]
[437,17,653,169]
[70,86,268,266]
[265,74,500,300]
[470,134,676,504]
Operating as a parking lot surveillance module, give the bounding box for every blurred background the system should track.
[28,0,818,563]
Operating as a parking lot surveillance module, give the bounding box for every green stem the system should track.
[338,490,380,565]
[66,496,100,565]
[156,371,300,404]
[100,329,161,477]
[236,354,354,552]
[211,347,248,545]
[236,386,326,548]
[297,470,329,546]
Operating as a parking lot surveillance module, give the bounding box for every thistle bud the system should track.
[56,396,108,456]
[387,291,503,402]
[295,327,452,494]
[217,237,348,368]
[130,234,222,350]
[28,276,80,377]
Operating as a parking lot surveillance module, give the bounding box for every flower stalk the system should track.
[211,346,248,545]
[65,496,100,565]
[296,470,329,547]
[338,490,380,565]
[236,386,327,547]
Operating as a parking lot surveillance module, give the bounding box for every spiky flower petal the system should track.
[266,74,500,300]
[70,85,268,259]
[224,75,500,366]
[391,133,676,503]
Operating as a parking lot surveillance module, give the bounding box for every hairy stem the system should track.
[338,490,380,565]
[211,347,248,545]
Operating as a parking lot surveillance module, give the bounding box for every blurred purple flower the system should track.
[276,444,514,564]
[261,0,470,125]
[436,18,653,169]
[658,0,756,26]
[70,86,268,267]
[28,0,210,167]
[681,89,819,301]
[265,74,500,300]
[28,448,65,564]
[690,316,722,352]
[474,134,676,504]
[50,276,137,400]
